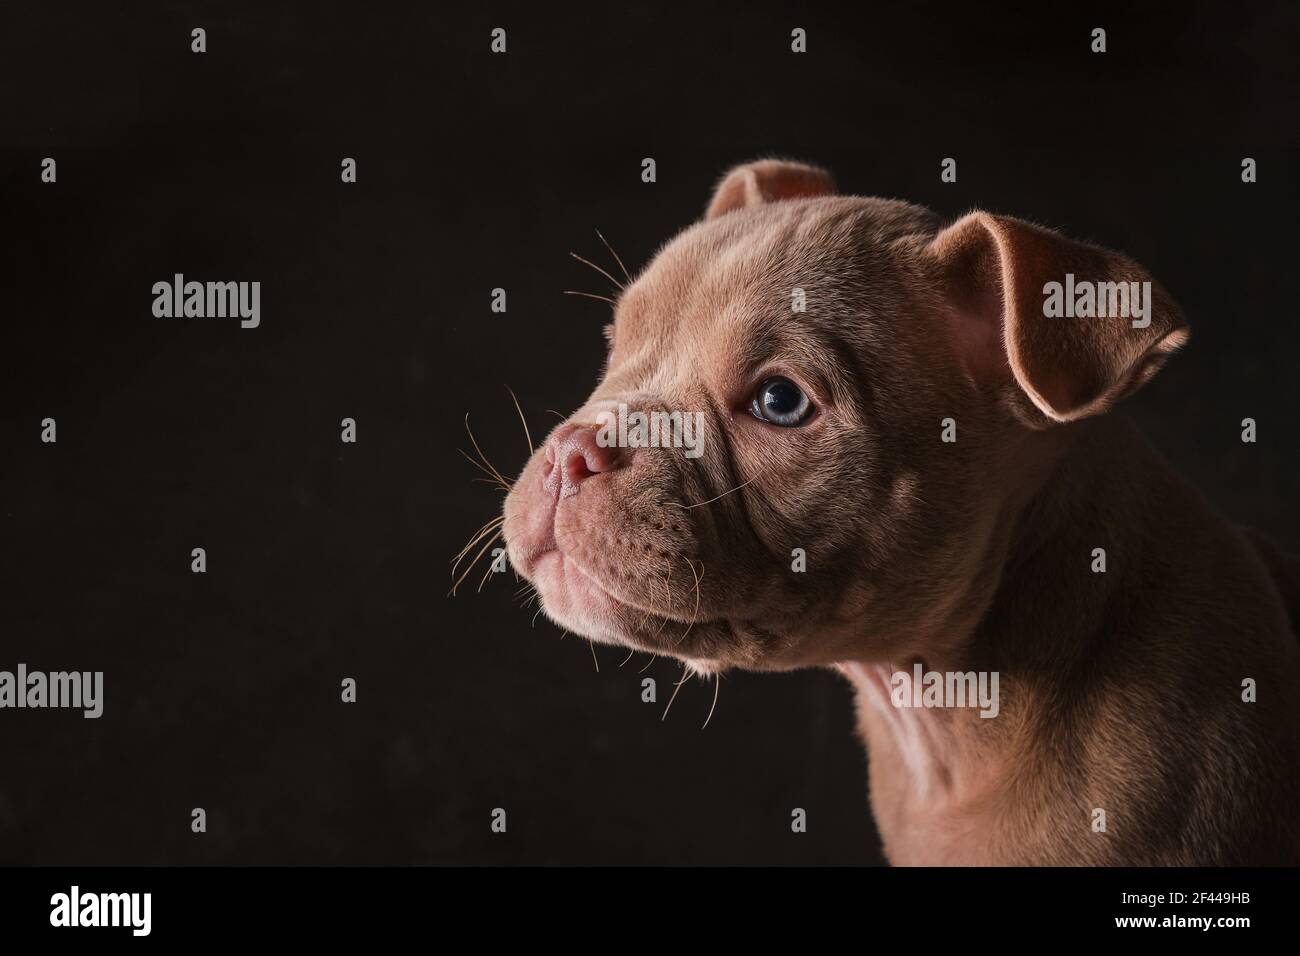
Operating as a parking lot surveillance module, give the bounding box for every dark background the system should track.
[1,1,1296,864]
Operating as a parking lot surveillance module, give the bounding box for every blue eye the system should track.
[750,376,813,427]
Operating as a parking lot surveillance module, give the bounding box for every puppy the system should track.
[500,159,1300,865]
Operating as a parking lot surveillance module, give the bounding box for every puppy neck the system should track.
[835,659,1008,804]
[834,417,1171,808]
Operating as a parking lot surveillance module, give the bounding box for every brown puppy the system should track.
[500,159,1300,865]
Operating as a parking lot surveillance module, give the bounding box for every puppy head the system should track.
[502,159,1188,672]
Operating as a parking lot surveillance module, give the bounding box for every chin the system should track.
[526,548,631,645]
[521,546,739,671]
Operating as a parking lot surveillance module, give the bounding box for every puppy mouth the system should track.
[502,442,727,654]
[519,537,721,650]
[527,542,643,617]
[535,549,607,603]
[514,539,559,578]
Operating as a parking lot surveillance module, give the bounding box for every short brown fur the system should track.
[502,160,1300,865]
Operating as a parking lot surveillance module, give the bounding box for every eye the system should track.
[750,376,813,427]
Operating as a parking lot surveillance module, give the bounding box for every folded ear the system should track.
[705,159,835,219]
[929,212,1189,424]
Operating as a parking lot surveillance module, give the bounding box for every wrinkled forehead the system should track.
[605,197,933,392]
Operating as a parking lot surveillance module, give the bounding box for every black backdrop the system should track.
[2,1,1296,865]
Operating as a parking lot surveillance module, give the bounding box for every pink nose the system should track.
[542,422,624,497]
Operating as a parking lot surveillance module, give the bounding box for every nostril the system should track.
[563,451,596,487]
[543,422,625,496]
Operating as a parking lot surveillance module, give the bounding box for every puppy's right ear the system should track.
[929,212,1189,425]
[705,159,835,219]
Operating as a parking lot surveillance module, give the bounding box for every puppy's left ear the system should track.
[705,159,835,219]
[930,212,1189,424]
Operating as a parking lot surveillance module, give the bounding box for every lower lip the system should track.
[539,548,619,600]
[530,549,561,574]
